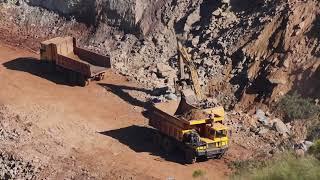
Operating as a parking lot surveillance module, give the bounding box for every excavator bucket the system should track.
[175,89,198,116]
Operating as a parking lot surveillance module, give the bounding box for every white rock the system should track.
[256,109,270,126]
[273,118,290,135]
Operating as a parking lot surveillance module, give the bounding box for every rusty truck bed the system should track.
[41,36,111,78]
[65,53,107,76]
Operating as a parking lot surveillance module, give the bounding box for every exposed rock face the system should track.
[26,0,157,34]
[27,0,97,24]
[105,0,148,33]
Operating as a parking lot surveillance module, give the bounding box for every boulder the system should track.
[268,69,287,85]
[304,141,314,150]
[165,93,178,101]
[273,118,290,135]
[156,63,176,78]
[255,109,270,126]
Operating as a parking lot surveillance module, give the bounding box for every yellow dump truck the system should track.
[40,37,111,86]
[149,97,229,163]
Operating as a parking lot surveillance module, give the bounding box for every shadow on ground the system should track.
[99,125,188,164]
[3,57,75,86]
[98,83,168,108]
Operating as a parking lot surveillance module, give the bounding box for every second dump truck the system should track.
[149,97,229,164]
[40,36,111,86]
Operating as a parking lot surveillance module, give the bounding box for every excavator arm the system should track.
[177,41,204,101]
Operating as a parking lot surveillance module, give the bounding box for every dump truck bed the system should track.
[41,36,111,78]
[152,100,190,129]
[65,53,108,76]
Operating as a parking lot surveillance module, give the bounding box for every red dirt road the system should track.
[0,43,230,179]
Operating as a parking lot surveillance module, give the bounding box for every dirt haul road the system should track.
[0,42,231,179]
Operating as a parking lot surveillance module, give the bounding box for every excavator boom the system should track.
[177,41,204,101]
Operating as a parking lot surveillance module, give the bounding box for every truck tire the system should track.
[217,153,223,159]
[185,149,196,164]
[162,137,174,153]
[66,70,71,84]
[152,132,162,148]
[80,79,90,87]
[217,150,225,159]
[47,62,55,73]
[95,73,105,81]
[100,73,105,80]
[85,79,90,86]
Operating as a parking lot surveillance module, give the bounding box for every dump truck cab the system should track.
[183,119,229,162]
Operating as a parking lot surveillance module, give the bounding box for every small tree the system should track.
[278,92,319,120]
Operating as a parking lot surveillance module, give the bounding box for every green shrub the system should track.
[307,121,320,141]
[309,140,320,160]
[232,153,320,180]
[278,92,319,120]
[192,169,206,179]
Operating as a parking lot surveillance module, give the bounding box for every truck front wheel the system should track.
[152,132,162,148]
[185,149,196,164]
[217,150,226,159]
[162,137,174,153]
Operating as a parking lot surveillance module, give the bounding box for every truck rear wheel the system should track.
[185,149,196,164]
[162,137,174,153]
[96,73,105,81]
[77,74,89,87]
[68,70,81,86]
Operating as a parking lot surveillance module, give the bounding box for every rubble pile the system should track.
[0,105,32,143]
[0,151,40,180]
[181,109,209,121]
[226,108,316,158]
